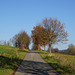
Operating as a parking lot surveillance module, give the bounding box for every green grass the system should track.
[0,45,15,54]
[0,45,28,75]
[37,50,75,75]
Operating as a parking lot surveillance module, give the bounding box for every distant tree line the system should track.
[59,44,75,55]
[0,31,30,50]
[50,44,75,55]
[0,39,12,46]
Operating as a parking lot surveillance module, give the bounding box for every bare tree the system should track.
[42,18,68,55]
[4,40,7,45]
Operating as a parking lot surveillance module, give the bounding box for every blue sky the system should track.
[0,0,75,50]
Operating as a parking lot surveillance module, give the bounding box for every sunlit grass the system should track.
[53,53,75,70]
[37,50,75,75]
[0,45,28,75]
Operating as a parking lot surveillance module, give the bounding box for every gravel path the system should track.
[15,50,59,75]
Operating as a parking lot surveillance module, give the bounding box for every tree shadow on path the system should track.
[15,60,59,75]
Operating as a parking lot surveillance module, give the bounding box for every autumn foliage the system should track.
[31,26,48,50]
[31,18,68,54]
[13,31,30,49]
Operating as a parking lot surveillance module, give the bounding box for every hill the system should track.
[0,45,28,75]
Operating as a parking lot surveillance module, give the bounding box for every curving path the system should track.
[15,50,59,75]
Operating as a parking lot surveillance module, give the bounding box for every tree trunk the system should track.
[44,45,45,51]
[49,43,51,55]
[38,44,41,51]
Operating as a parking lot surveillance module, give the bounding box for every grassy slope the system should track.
[37,50,75,75]
[0,45,28,75]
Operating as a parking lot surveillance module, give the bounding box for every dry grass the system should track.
[37,50,75,75]
[52,53,75,70]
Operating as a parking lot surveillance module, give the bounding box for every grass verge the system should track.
[0,45,28,75]
[37,50,75,75]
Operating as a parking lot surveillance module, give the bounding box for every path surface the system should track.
[15,50,59,75]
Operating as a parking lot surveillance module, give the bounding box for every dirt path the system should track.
[15,50,59,75]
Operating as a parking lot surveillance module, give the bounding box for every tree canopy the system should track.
[31,25,48,50]
[31,18,68,54]
[13,31,30,49]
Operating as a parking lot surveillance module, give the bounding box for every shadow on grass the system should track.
[0,55,59,75]
[37,51,48,54]
[48,62,75,74]
[18,49,28,52]
[15,60,59,75]
[0,56,22,70]
[43,56,75,74]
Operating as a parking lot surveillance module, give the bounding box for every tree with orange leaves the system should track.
[13,31,30,49]
[31,25,48,50]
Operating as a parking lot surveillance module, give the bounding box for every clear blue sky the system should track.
[0,0,75,50]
